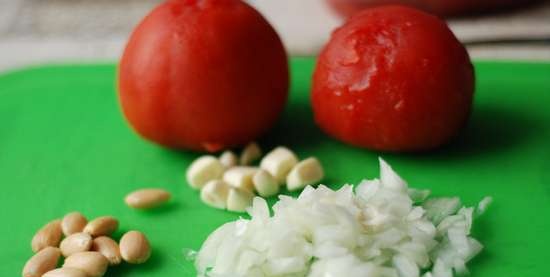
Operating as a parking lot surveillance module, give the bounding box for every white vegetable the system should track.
[240,142,262,165]
[200,180,230,209]
[223,166,258,192]
[260,147,299,184]
[253,169,279,197]
[226,188,254,212]
[219,151,238,168]
[430,259,452,277]
[286,157,324,191]
[379,158,407,191]
[393,254,419,277]
[423,197,462,225]
[408,189,431,203]
[194,158,489,277]
[476,196,493,216]
[186,156,225,190]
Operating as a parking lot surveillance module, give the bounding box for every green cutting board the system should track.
[1,58,549,276]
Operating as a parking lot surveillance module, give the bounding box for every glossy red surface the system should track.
[118,0,289,151]
[312,6,474,152]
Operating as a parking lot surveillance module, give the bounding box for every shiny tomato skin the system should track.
[312,6,474,152]
[118,0,288,152]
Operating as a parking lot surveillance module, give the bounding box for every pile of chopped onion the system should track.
[194,158,491,277]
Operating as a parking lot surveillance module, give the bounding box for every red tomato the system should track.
[328,0,537,17]
[118,0,288,152]
[312,6,474,152]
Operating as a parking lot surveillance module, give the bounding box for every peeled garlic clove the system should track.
[200,180,230,209]
[286,157,324,191]
[186,156,225,189]
[219,151,238,168]
[239,142,262,165]
[226,188,254,212]
[252,169,279,197]
[260,147,298,184]
[223,166,258,191]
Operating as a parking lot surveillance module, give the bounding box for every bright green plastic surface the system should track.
[1,58,549,276]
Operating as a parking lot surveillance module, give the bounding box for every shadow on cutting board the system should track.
[259,94,325,151]
[399,104,543,161]
[267,99,543,160]
[108,245,164,275]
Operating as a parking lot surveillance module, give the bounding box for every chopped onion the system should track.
[476,196,493,216]
[408,188,431,204]
[193,159,489,277]
[423,197,462,225]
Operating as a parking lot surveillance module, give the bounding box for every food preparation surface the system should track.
[0,58,549,276]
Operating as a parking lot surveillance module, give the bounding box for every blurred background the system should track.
[1,0,549,72]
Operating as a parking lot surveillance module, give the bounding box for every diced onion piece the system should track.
[240,142,262,165]
[219,151,238,169]
[476,196,493,216]
[200,180,230,209]
[356,179,381,202]
[193,158,490,277]
[379,157,407,191]
[406,207,425,221]
[393,254,420,277]
[253,169,279,197]
[432,259,452,277]
[423,197,462,225]
[408,188,431,203]
[186,156,224,189]
[260,147,298,183]
[226,188,254,212]
[286,157,324,191]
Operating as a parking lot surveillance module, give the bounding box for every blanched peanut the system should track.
[59,233,93,257]
[286,157,324,191]
[83,216,118,237]
[252,169,279,197]
[43,268,88,277]
[61,212,88,236]
[223,166,258,191]
[200,180,230,209]
[226,188,254,212]
[260,147,298,183]
[186,156,225,189]
[91,236,122,265]
[219,151,238,168]
[22,247,61,277]
[124,188,171,209]
[31,219,63,253]
[119,231,151,264]
[240,142,262,165]
[63,251,108,277]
